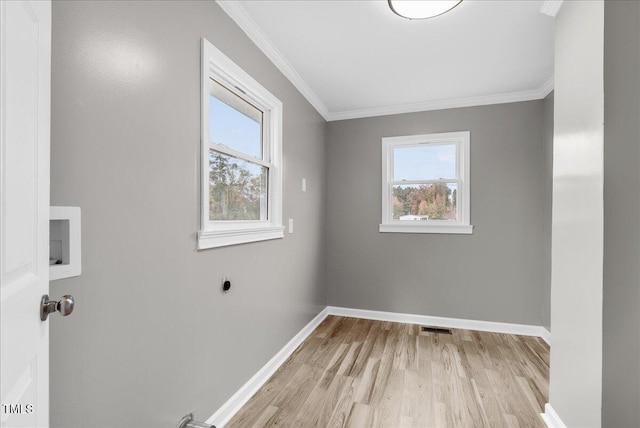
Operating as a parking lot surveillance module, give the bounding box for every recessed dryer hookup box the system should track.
[50,206,81,281]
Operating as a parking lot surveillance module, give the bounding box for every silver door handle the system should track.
[40,294,74,321]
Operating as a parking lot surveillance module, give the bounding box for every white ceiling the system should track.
[218,0,555,121]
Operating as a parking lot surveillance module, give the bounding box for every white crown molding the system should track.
[540,0,564,18]
[217,0,555,123]
[539,75,555,98]
[327,76,555,122]
[541,403,568,428]
[215,0,330,121]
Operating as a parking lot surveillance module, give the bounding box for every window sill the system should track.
[379,223,473,235]
[198,226,285,250]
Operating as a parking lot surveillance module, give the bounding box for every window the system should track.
[198,38,283,249]
[380,131,472,234]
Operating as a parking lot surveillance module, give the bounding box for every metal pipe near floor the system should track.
[176,413,215,428]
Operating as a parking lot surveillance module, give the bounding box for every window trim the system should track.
[198,38,284,250]
[379,131,473,235]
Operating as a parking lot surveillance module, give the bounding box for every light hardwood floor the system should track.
[226,316,550,428]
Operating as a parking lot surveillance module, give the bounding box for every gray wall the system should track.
[542,91,554,332]
[49,2,327,427]
[603,1,640,426]
[326,101,551,327]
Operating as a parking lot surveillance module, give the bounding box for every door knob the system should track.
[40,294,74,321]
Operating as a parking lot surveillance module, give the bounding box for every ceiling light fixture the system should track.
[388,0,463,20]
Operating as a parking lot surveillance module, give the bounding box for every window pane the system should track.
[209,150,268,221]
[209,80,262,159]
[393,144,456,181]
[392,183,458,221]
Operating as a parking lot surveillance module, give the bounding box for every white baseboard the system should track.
[328,306,551,345]
[205,307,330,427]
[541,403,567,428]
[206,306,551,426]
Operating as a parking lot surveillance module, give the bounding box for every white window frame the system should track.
[198,38,284,250]
[380,131,473,234]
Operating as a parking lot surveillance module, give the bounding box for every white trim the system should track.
[327,306,551,341]
[206,306,550,426]
[326,80,555,121]
[206,307,330,427]
[381,131,472,234]
[197,226,285,250]
[379,223,473,234]
[541,403,568,428]
[540,75,555,98]
[215,0,330,121]
[200,38,284,250]
[540,0,564,18]
[540,327,551,345]
[216,1,556,122]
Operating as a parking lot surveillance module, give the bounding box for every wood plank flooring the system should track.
[226,316,550,428]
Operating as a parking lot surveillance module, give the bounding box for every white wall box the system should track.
[50,206,81,281]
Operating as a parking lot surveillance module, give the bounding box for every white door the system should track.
[0,0,52,427]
